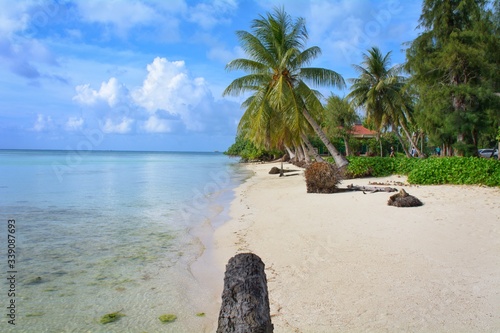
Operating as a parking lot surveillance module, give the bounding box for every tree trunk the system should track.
[217,253,273,333]
[301,142,311,163]
[343,135,351,157]
[302,108,349,169]
[392,126,410,157]
[302,134,325,162]
[285,145,295,159]
[379,135,383,157]
[295,144,304,162]
[399,122,423,157]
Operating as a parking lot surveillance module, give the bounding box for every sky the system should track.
[0,0,423,152]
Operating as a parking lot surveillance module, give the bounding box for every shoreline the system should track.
[185,162,254,332]
[212,161,500,332]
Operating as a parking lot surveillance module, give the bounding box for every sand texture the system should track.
[213,161,500,332]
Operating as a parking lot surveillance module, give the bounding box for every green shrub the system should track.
[342,156,397,178]
[407,157,500,186]
[326,156,500,186]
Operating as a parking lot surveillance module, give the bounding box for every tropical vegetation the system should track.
[223,7,348,168]
[337,156,500,187]
[225,1,500,180]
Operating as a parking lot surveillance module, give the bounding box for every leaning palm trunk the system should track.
[392,126,410,157]
[301,143,311,163]
[295,144,304,162]
[301,133,325,162]
[399,122,423,157]
[302,108,349,169]
[285,145,295,159]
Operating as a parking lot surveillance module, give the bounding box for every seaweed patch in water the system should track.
[158,314,177,323]
[100,311,125,324]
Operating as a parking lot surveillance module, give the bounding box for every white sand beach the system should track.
[211,161,500,332]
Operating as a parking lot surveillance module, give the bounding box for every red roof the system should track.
[350,124,377,137]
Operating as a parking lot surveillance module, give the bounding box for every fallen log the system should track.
[346,184,398,193]
[217,253,273,333]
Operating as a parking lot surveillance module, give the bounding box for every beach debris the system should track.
[269,167,281,174]
[304,162,341,193]
[369,180,408,186]
[269,166,299,176]
[196,312,206,317]
[100,311,125,324]
[158,314,177,323]
[387,189,423,207]
[346,184,398,193]
[217,253,273,333]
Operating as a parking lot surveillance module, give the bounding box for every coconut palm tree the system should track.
[348,47,421,157]
[324,94,359,156]
[223,7,348,168]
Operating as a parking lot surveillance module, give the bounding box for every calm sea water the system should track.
[0,150,247,332]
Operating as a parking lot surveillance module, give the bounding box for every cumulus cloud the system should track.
[65,117,84,131]
[74,77,129,107]
[73,57,241,136]
[33,114,52,131]
[132,57,211,131]
[143,115,172,133]
[102,117,133,134]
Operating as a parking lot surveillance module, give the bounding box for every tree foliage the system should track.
[406,0,500,155]
[223,7,348,167]
[348,47,418,157]
[323,95,359,156]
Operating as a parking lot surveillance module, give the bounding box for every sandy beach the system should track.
[211,161,500,332]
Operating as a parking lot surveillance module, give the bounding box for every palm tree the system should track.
[324,94,359,156]
[348,47,421,157]
[223,7,348,168]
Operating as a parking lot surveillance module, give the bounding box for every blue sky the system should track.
[0,0,422,152]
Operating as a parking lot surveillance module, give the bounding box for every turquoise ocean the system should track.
[0,150,248,332]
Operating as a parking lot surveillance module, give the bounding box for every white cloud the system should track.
[73,77,128,107]
[187,0,237,30]
[0,0,30,36]
[132,57,210,130]
[143,115,171,133]
[33,113,52,131]
[76,0,158,35]
[65,117,84,131]
[72,57,241,136]
[102,117,133,134]
[75,0,187,40]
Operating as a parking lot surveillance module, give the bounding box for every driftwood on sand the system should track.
[217,253,273,333]
[346,184,398,193]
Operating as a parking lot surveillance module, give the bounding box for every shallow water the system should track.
[0,150,246,332]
